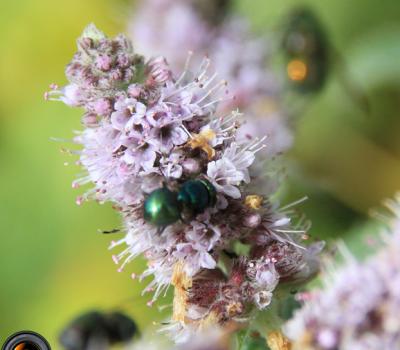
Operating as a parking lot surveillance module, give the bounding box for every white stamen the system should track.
[175,51,193,85]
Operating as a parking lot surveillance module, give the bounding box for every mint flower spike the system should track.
[50,24,322,342]
[130,0,293,155]
[284,195,400,350]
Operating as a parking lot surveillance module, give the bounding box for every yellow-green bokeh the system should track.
[0,0,165,345]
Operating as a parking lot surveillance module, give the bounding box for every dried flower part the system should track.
[245,195,264,210]
[172,261,193,322]
[284,196,400,350]
[187,129,217,160]
[51,24,322,343]
[198,311,221,331]
[267,331,292,350]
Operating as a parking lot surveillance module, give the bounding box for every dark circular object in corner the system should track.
[2,331,51,350]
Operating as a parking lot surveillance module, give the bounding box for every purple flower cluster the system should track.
[130,0,293,155]
[50,25,321,342]
[284,196,400,350]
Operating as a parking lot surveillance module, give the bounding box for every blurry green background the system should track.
[1,0,400,346]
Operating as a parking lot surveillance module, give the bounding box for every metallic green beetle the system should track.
[143,187,182,227]
[282,7,328,93]
[282,7,370,112]
[143,179,217,229]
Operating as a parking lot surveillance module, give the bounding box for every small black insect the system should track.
[59,310,138,350]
